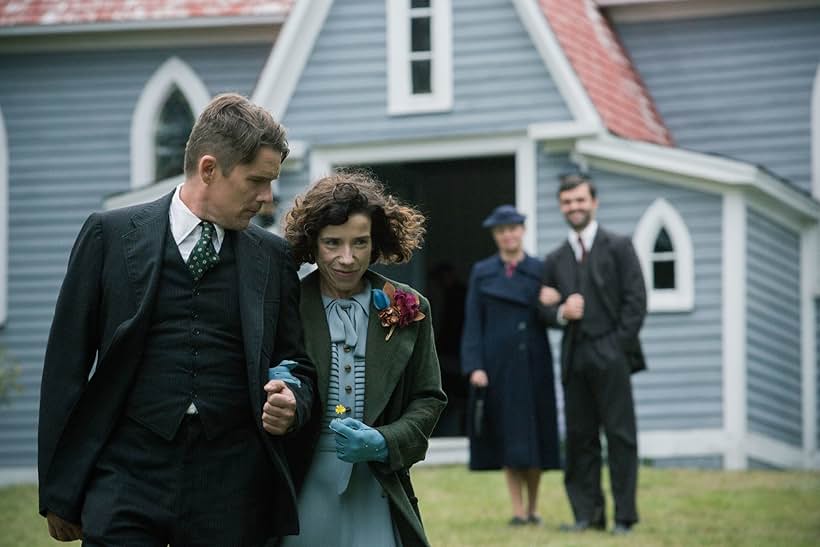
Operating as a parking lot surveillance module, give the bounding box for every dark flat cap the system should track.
[482,204,525,228]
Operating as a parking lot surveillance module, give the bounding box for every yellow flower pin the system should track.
[335,404,349,415]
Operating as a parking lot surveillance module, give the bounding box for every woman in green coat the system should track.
[280,171,447,547]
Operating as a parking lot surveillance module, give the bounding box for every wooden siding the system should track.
[816,297,819,450]
[614,7,820,194]
[746,207,802,446]
[0,43,270,468]
[651,455,723,469]
[537,148,724,432]
[282,0,571,145]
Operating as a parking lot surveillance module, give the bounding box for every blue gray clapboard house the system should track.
[0,0,818,484]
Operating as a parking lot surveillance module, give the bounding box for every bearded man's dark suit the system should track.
[38,191,316,544]
[539,226,646,527]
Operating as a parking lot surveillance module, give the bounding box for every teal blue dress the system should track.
[282,282,401,546]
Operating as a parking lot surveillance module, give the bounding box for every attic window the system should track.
[387,0,453,115]
[155,87,194,182]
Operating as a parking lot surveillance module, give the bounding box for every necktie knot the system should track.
[187,221,220,282]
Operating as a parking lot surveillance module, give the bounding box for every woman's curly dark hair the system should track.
[284,170,426,265]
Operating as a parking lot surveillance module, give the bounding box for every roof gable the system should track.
[539,0,672,145]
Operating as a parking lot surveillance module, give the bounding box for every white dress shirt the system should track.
[169,184,226,414]
[557,220,598,325]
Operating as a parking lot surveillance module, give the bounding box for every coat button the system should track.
[344,364,352,373]
[518,343,526,351]
[345,385,353,394]
[343,345,352,353]
[518,321,526,331]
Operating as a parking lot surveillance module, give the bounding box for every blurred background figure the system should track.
[460,205,561,527]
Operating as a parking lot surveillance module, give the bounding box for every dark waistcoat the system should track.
[124,230,249,440]
[574,257,615,339]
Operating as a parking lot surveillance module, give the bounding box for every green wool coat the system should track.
[288,269,447,547]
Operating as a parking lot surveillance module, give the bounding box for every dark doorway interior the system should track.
[354,156,515,436]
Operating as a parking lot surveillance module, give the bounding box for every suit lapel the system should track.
[235,228,269,397]
[363,271,416,424]
[122,192,173,318]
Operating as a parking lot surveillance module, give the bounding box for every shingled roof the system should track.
[540,0,672,145]
[0,0,292,27]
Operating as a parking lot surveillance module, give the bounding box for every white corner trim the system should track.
[722,191,747,469]
[801,225,818,466]
[515,140,537,255]
[633,198,694,312]
[386,0,454,115]
[0,106,7,325]
[575,137,820,219]
[282,139,307,172]
[511,0,603,130]
[130,57,210,189]
[528,120,600,141]
[746,432,807,469]
[252,0,334,119]
[811,64,820,200]
[104,175,183,211]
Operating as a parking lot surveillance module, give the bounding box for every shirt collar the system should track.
[169,184,225,247]
[567,220,598,255]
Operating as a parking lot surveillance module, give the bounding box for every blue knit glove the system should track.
[329,417,389,463]
[267,360,301,387]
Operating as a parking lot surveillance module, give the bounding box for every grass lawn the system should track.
[3,466,819,546]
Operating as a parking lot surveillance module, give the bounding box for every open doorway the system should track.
[354,156,515,436]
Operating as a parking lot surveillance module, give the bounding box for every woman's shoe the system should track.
[527,514,543,526]
[508,516,528,526]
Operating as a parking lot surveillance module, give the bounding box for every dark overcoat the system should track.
[37,192,317,536]
[460,254,560,470]
[287,269,447,547]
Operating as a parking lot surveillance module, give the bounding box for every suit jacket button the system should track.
[343,345,352,353]
[518,321,526,331]
[518,343,526,351]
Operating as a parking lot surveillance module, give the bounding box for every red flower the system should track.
[375,282,425,340]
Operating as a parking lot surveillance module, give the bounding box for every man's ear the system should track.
[199,155,218,184]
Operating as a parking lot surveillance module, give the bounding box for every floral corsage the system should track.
[335,404,349,416]
[372,282,425,341]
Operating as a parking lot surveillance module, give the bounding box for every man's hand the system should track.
[539,286,561,306]
[561,293,585,321]
[46,512,82,542]
[470,369,489,387]
[262,380,297,435]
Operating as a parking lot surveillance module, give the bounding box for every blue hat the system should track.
[482,204,525,228]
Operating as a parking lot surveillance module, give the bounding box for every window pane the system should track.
[411,60,432,94]
[411,0,431,8]
[155,87,194,182]
[653,260,675,289]
[411,17,431,52]
[653,227,673,253]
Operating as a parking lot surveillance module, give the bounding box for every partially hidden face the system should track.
[207,146,282,231]
[316,212,373,299]
[491,223,525,254]
[558,182,598,231]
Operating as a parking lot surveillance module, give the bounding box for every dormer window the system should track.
[155,87,195,182]
[387,0,453,115]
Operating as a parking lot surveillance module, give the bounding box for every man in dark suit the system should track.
[538,172,646,536]
[38,93,316,546]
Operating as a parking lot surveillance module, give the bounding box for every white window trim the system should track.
[131,57,210,189]
[386,0,453,115]
[811,64,820,200]
[633,198,695,312]
[0,107,7,326]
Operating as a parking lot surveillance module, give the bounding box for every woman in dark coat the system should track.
[460,205,560,526]
[281,171,446,547]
